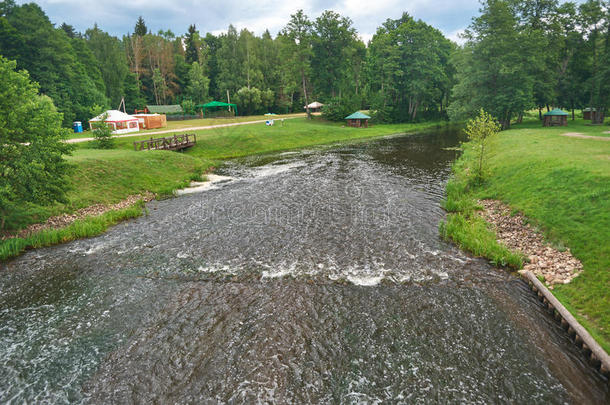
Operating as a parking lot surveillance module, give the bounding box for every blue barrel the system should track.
[72,121,83,133]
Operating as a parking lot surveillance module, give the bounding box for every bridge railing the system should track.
[133,133,196,151]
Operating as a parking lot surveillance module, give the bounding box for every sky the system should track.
[19,0,484,44]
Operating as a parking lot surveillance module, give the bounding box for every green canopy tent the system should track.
[195,101,238,117]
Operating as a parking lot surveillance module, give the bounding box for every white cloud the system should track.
[20,0,481,42]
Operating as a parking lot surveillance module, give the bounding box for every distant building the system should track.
[132,113,167,129]
[345,111,371,128]
[583,108,598,120]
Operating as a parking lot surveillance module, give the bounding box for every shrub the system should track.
[91,113,115,149]
[464,109,500,184]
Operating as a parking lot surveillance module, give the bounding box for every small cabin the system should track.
[132,113,167,130]
[543,109,568,127]
[583,108,598,121]
[345,111,371,128]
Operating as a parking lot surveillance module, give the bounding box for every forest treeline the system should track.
[0,0,609,127]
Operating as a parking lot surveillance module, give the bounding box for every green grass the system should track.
[443,118,610,351]
[0,201,146,261]
[19,149,211,227]
[95,117,447,160]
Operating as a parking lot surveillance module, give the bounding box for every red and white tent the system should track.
[89,110,140,134]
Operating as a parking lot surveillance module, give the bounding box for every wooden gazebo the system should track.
[543,109,568,127]
[345,111,371,128]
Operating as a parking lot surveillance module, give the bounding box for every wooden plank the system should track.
[523,271,610,377]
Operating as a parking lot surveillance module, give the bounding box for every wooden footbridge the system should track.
[133,133,196,151]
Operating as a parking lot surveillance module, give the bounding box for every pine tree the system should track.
[134,16,147,36]
[185,24,199,64]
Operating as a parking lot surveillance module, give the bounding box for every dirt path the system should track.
[560,132,610,141]
[67,114,305,144]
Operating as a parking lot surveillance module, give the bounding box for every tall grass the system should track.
[0,202,145,261]
[440,142,523,269]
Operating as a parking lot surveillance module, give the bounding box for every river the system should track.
[0,128,608,403]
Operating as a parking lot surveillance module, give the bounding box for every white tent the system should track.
[89,110,140,134]
[304,101,324,110]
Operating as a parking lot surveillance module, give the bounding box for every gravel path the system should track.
[561,132,610,141]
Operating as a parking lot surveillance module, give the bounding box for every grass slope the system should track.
[443,118,610,351]
[65,149,210,208]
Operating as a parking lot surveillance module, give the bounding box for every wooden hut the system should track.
[345,111,371,128]
[583,108,598,120]
[132,113,167,130]
[543,109,568,127]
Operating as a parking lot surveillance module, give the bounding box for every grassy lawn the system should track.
[85,117,448,160]
[23,149,210,225]
[442,118,610,351]
[68,113,306,139]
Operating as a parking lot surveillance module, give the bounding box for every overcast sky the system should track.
[19,0,484,44]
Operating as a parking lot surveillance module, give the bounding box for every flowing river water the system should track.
[0,128,608,404]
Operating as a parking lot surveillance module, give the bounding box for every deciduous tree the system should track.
[0,56,72,229]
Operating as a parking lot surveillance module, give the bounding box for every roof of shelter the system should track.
[146,104,183,114]
[89,110,138,122]
[345,111,371,120]
[544,108,569,116]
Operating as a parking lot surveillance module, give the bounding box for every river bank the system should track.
[441,118,610,352]
[3,127,607,403]
[1,118,447,260]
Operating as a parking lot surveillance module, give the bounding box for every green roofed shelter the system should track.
[195,101,238,117]
[345,111,371,128]
[543,108,568,127]
[146,104,183,114]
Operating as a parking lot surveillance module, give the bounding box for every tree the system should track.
[234,86,262,115]
[91,113,115,149]
[186,62,210,104]
[282,10,314,119]
[464,109,500,183]
[366,13,453,122]
[185,24,199,64]
[134,16,147,36]
[0,2,107,124]
[202,33,221,99]
[311,10,359,99]
[0,56,72,229]
[60,22,76,38]
[85,24,130,108]
[579,0,609,124]
[449,0,533,129]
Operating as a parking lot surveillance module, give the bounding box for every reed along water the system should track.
[1,128,608,404]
